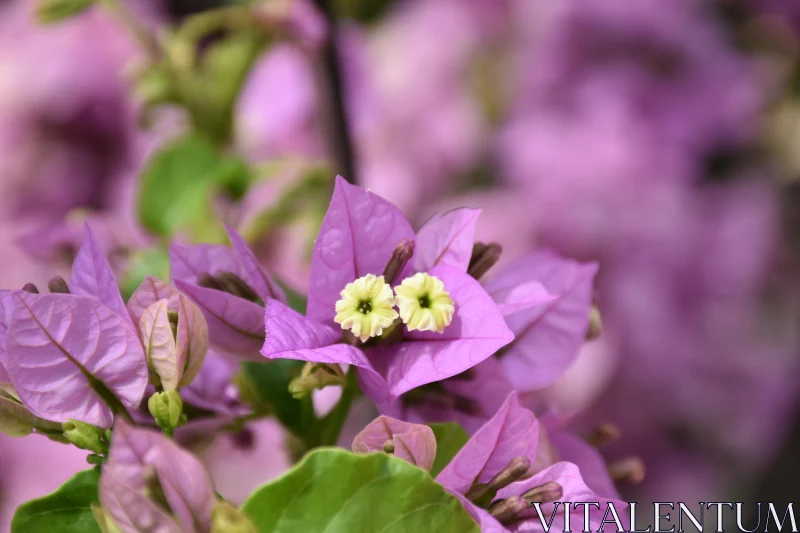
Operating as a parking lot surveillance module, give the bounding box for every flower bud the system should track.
[468,242,503,280]
[585,422,620,447]
[139,294,209,391]
[148,391,186,436]
[63,418,109,455]
[47,276,70,294]
[609,456,646,484]
[466,456,531,507]
[382,239,415,285]
[288,362,346,399]
[21,283,39,294]
[522,481,563,504]
[211,501,258,533]
[488,496,528,524]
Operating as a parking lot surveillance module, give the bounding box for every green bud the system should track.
[63,419,108,454]
[148,390,186,436]
[86,454,104,466]
[288,362,346,399]
[211,501,257,533]
[37,0,94,23]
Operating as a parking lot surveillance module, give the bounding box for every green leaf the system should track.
[36,0,94,23]
[137,135,250,239]
[241,448,479,533]
[120,247,170,300]
[12,469,102,533]
[428,422,470,478]
[238,360,316,440]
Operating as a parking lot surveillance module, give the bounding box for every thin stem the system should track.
[312,0,358,184]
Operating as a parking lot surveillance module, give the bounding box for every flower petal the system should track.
[175,294,210,388]
[127,276,178,326]
[307,176,415,323]
[488,280,557,317]
[367,265,513,400]
[100,472,183,533]
[260,299,389,402]
[394,428,437,471]
[181,349,248,417]
[170,243,245,284]
[224,224,287,303]
[174,280,264,360]
[140,299,181,391]
[101,420,216,533]
[352,416,436,471]
[436,392,538,495]
[487,251,597,390]
[414,207,481,272]
[3,292,147,427]
[262,299,341,354]
[0,291,12,386]
[70,225,131,324]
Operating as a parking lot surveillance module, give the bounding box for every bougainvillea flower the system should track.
[440,393,624,532]
[388,205,594,394]
[435,392,539,496]
[352,415,437,471]
[357,392,625,532]
[171,225,286,359]
[99,420,218,533]
[128,276,209,391]
[0,226,147,428]
[484,251,598,391]
[261,177,513,403]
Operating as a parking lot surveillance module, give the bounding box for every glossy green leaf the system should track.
[138,135,250,239]
[12,469,101,533]
[241,448,479,533]
[428,422,470,478]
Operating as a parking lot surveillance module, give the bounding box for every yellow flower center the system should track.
[334,274,398,342]
[394,273,455,333]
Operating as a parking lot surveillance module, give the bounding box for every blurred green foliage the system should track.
[138,135,251,240]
